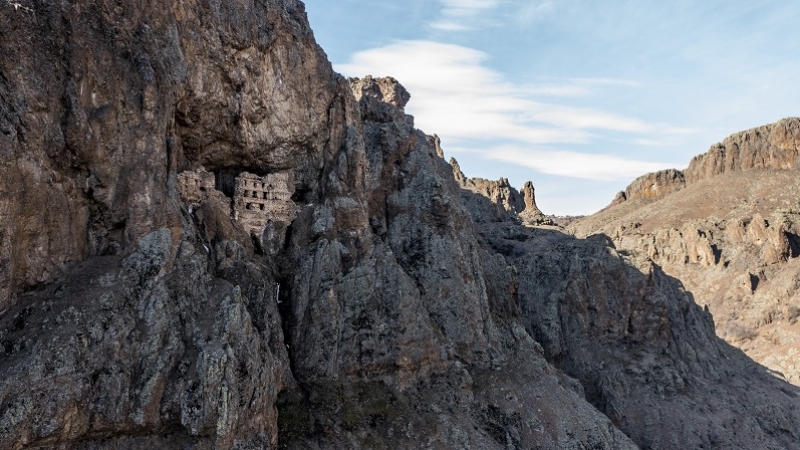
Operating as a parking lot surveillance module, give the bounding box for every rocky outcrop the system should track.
[508,230,800,449]
[461,211,800,449]
[611,169,686,205]
[612,119,800,206]
[685,118,800,183]
[572,152,800,385]
[518,181,554,226]
[585,118,800,382]
[0,3,634,447]
[277,77,638,448]
[450,157,524,223]
[0,0,337,447]
[0,0,339,307]
[450,159,552,225]
[2,2,800,449]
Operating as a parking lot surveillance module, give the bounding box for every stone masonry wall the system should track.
[234,171,296,234]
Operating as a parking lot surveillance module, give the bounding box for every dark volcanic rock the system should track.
[276,75,636,449]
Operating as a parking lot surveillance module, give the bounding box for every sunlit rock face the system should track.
[572,118,800,386]
[1,2,800,449]
[685,118,800,183]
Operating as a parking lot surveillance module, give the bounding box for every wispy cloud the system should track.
[473,145,680,181]
[429,0,499,31]
[336,40,682,182]
[429,21,470,31]
[439,0,499,14]
[517,78,643,98]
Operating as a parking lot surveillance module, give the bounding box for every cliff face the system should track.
[685,118,800,183]
[0,2,628,447]
[611,169,685,205]
[0,0,338,306]
[572,119,800,386]
[611,118,800,206]
[1,0,340,447]
[2,2,800,450]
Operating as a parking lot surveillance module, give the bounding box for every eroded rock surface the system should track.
[1,2,799,450]
[573,119,800,385]
[450,159,552,226]
[685,118,800,183]
[611,169,686,206]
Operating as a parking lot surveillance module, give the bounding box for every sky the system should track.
[303,0,800,215]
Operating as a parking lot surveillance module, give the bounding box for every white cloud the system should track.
[440,0,499,14]
[336,40,682,182]
[429,21,470,31]
[430,0,499,31]
[517,78,642,98]
[337,41,653,140]
[476,146,680,181]
[525,106,653,133]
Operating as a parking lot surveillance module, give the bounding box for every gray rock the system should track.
[2,2,799,450]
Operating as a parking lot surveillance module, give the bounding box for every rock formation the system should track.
[611,168,685,206]
[685,118,800,183]
[1,1,800,449]
[572,119,800,385]
[450,157,524,222]
[518,181,553,226]
[450,158,552,226]
[613,118,800,206]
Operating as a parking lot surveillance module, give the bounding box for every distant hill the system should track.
[571,118,800,384]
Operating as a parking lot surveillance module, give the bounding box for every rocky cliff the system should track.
[685,118,800,183]
[450,159,552,226]
[572,118,800,386]
[1,2,800,449]
[613,118,800,206]
[611,169,685,206]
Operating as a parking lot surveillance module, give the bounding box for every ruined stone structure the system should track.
[177,167,215,203]
[234,171,296,234]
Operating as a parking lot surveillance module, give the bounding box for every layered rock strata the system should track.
[611,169,685,205]
[685,118,800,183]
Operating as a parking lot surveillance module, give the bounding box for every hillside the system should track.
[571,119,800,384]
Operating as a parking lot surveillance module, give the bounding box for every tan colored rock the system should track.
[613,168,686,205]
[685,117,800,183]
[573,163,800,385]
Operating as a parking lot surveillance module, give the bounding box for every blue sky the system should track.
[303,0,800,215]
